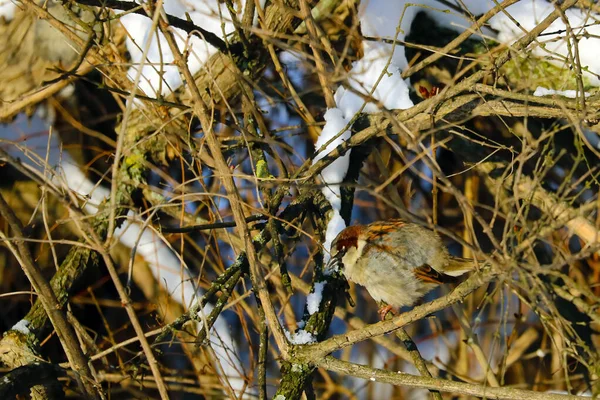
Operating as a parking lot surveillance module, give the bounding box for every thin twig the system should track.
[157,9,291,357]
[299,0,335,108]
[402,0,521,78]
[91,241,171,399]
[0,194,100,399]
[159,214,267,233]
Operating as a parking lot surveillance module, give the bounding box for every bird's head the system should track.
[328,225,366,272]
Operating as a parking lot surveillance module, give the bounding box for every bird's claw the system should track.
[378,304,393,320]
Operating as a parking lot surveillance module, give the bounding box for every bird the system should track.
[328,219,478,318]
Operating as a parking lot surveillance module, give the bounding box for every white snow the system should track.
[536,348,546,358]
[335,57,413,116]
[546,390,591,397]
[312,0,600,260]
[59,158,109,214]
[312,48,415,258]
[0,112,248,397]
[323,210,347,265]
[0,0,16,21]
[107,210,248,396]
[312,0,418,255]
[306,281,326,315]
[120,10,210,98]
[11,319,30,335]
[285,328,316,345]
[119,0,265,98]
[313,108,351,215]
[358,0,496,72]
[5,1,600,396]
[533,86,591,98]
[489,0,600,86]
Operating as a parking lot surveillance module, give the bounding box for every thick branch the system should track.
[319,356,581,400]
[293,266,497,363]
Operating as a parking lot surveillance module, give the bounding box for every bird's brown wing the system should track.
[364,219,407,241]
[414,265,458,284]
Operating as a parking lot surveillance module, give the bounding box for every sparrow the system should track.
[328,219,477,317]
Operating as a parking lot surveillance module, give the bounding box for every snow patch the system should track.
[113,212,247,395]
[313,108,351,216]
[119,0,265,98]
[0,0,16,21]
[0,112,248,397]
[533,86,591,98]
[313,0,600,260]
[12,319,30,335]
[285,329,316,345]
[489,0,600,86]
[336,52,413,117]
[306,281,326,315]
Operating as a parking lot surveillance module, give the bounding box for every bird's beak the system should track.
[325,251,342,272]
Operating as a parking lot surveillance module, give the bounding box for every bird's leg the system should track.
[378,302,394,320]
